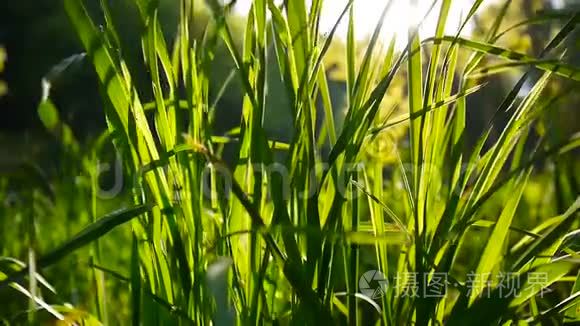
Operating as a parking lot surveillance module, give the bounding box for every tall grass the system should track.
[1,0,580,324]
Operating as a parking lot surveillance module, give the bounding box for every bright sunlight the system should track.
[234,0,477,47]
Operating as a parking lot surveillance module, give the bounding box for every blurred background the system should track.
[0,0,579,323]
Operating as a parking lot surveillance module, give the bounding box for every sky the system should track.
[233,0,478,48]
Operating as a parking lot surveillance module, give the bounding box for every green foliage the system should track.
[0,0,579,325]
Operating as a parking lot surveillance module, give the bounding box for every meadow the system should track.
[0,0,579,324]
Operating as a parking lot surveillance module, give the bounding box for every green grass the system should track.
[1,0,580,324]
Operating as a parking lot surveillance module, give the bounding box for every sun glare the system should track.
[234,0,475,48]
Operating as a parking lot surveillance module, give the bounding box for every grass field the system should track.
[0,0,579,324]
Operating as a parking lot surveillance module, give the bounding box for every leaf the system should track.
[43,53,87,87]
[512,197,580,270]
[0,205,153,288]
[38,99,60,130]
[425,36,580,81]
[368,84,486,135]
[564,270,580,321]
[467,60,562,79]
[447,261,575,326]
[510,260,577,308]
[470,173,529,303]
